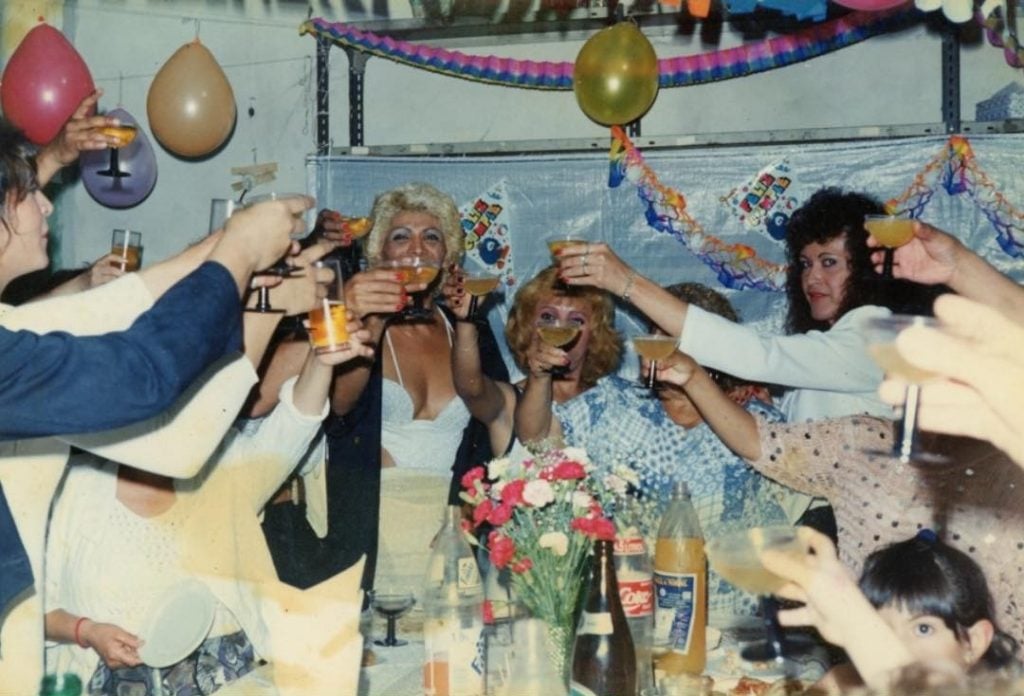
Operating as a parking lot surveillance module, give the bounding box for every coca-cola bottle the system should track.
[570,539,636,696]
[614,498,654,693]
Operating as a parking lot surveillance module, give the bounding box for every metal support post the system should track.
[316,35,331,155]
[345,47,370,148]
[941,27,961,134]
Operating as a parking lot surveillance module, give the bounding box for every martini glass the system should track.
[705,526,807,665]
[381,255,441,321]
[369,590,416,647]
[96,124,138,178]
[864,213,915,280]
[536,319,579,377]
[632,334,678,389]
[462,271,500,319]
[862,314,947,464]
[241,193,311,314]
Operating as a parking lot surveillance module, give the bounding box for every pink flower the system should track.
[571,516,617,541]
[483,600,495,624]
[461,466,486,491]
[511,558,533,574]
[500,479,526,506]
[489,531,516,569]
[473,499,494,528]
[487,501,513,526]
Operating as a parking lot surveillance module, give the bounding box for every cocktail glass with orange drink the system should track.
[380,255,441,321]
[462,271,500,320]
[96,123,139,178]
[864,213,915,279]
[111,229,143,272]
[632,334,678,389]
[536,318,579,377]
[308,258,349,354]
[862,314,946,463]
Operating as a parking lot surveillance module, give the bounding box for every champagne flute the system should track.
[862,314,947,464]
[632,334,678,390]
[369,589,416,647]
[96,123,138,178]
[705,526,807,664]
[864,213,915,280]
[462,271,500,320]
[380,255,441,321]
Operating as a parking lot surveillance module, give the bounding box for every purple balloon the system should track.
[81,108,158,208]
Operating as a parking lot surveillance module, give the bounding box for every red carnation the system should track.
[487,501,514,526]
[550,461,586,480]
[473,499,494,528]
[500,479,526,506]
[482,600,495,624]
[489,531,516,569]
[511,558,533,574]
[461,466,486,491]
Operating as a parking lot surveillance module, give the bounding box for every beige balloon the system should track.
[147,40,236,158]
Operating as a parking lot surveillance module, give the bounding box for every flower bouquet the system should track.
[459,445,619,682]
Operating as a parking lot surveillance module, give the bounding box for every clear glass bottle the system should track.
[652,481,707,676]
[422,505,485,696]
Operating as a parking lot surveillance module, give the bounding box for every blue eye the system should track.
[913,622,934,637]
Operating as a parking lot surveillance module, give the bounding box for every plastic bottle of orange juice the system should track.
[652,481,707,677]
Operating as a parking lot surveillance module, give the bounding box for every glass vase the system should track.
[501,615,571,696]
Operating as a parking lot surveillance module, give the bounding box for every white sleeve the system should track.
[677,304,888,393]
[222,376,329,512]
[0,274,153,334]
[61,354,257,478]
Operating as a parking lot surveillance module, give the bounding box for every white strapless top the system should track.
[380,310,471,473]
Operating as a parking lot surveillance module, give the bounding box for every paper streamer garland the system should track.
[301,8,917,91]
[609,126,789,292]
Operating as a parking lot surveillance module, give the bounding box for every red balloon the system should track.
[0,24,95,145]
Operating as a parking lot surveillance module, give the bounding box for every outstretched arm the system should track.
[656,351,762,460]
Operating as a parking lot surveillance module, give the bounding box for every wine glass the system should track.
[632,334,678,390]
[96,123,138,178]
[462,271,500,320]
[380,255,441,321]
[240,193,312,314]
[862,314,947,464]
[369,590,416,647]
[864,213,915,280]
[705,526,806,665]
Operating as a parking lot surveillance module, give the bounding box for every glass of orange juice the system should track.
[111,229,143,272]
[308,258,349,354]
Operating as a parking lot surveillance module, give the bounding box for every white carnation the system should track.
[488,457,511,480]
[523,479,555,507]
[572,491,594,509]
[561,447,591,468]
[539,531,569,557]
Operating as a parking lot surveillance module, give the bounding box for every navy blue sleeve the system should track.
[0,261,242,439]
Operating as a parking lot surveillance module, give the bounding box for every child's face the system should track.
[876,605,975,668]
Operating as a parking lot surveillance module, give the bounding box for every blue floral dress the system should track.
[556,375,800,622]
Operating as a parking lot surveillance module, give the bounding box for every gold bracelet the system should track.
[621,271,638,302]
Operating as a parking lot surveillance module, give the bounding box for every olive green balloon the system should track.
[147,40,236,158]
[573,22,660,126]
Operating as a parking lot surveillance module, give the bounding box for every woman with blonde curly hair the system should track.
[261,182,509,597]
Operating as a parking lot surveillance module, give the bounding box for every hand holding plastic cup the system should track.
[308,258,350,353]
[111,229,142,271]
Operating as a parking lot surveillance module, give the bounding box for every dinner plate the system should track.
[137,580,217,668]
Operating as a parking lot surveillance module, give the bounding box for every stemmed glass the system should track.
[462,271,500,320]
[864,213,915,279]
[632,334,678,389]
[241,193,312,314]
[380,255,441,321]
[96,123,138,178]
[705,526,807,665]
[862,314,947,464]
[536,319,579,377]
[368,590,416,647]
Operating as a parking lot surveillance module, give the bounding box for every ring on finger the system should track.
[582,254,589,268]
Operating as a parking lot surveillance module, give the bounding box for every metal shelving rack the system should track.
[312,8,1024,157]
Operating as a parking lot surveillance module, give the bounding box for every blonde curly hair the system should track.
[505,266,622,390]
[364,182,464,289]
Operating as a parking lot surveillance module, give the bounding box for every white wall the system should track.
[34,1,1021,268]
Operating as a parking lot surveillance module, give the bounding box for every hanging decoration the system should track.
[461,181,517,289]
[609,127,789,292]
[886,136,1024,258]
[0,23,96,145]
[722,160,799,244]
[147,40,236,158]
[301,8,915,91]
[573,22,660,125]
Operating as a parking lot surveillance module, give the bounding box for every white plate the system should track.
[137,580,217,668]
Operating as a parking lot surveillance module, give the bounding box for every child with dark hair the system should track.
[859,533,1019,674]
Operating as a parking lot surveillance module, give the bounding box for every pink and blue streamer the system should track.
[302,8,918,91]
